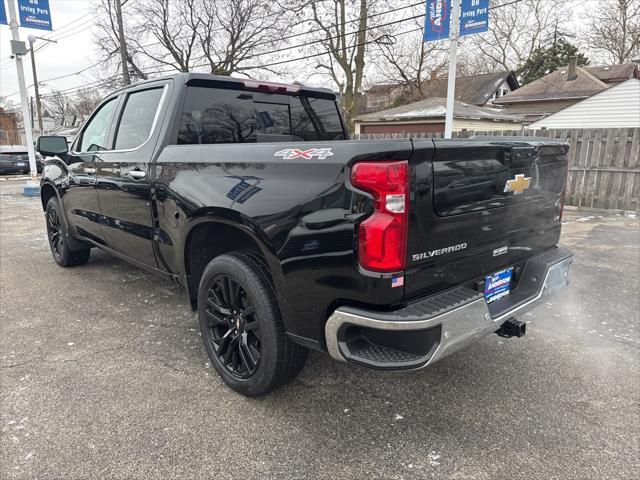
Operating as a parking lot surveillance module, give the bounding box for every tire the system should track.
[198,251,308,396]
[45,197,91,267]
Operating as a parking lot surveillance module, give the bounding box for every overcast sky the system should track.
[1,0,103,106]
[1,0,600,108]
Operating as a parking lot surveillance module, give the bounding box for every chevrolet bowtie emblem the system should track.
[504,174,532,195]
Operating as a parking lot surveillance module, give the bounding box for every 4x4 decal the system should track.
[274,148,334,160]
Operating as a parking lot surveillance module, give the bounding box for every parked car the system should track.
[37,74,573,396]
[0,146,44,174]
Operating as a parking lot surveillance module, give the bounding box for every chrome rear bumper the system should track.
[325,247,573,369]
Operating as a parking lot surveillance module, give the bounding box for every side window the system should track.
[290,97,345,141]
[114,88,164,150]
[79,98,118,152]
[178,87,256,144]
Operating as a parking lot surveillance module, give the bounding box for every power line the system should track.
[39,11,428,99]
[6,0,530,100]
[40,25,425,100]
[3,1,423,95]
[128,1,424,53]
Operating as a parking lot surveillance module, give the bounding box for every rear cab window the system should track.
[176,86,345,144]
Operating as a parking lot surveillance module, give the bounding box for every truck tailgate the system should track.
[404,138,569,301]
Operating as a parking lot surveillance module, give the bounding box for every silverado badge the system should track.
[504,174,532,195]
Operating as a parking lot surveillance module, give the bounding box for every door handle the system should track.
[128,170,146,180]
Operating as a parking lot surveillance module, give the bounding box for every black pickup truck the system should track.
[37,73,573,396]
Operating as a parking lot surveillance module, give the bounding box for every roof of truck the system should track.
[110,73,336,97]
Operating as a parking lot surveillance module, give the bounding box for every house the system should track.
[359,84,403,113]
[528,78,640,130]
[420,71,519,106]
[359,71,519,114]
[493,60,640,123]
[353,97,523,136]
[0,108,20,146]
[587,63,639,85]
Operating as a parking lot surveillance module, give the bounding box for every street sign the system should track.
[460,0,489,37]
[423,0,450,43]
[17,0,52,31]
[0,0,8,25]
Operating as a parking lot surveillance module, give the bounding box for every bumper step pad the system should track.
[326,246,574,370]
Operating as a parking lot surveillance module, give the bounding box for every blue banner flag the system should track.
[423,0,450,43]
[18,0,53,31]
[0,0,8,26]
[460,0,489,37]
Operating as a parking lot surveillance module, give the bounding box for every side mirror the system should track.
[36,136,68,158]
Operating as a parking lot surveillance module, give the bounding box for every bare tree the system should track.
[43,91,75,126]
[195,0,284,75]
[93,0,288,80]
[585,0,640,64]
[467,0,571,71]
[277,0,381,129]
[94,0,149,82]
[135,0,201,72]
[73,89,105,121]
[373,16,449,103]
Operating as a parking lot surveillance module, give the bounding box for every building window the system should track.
[0,130,7,143]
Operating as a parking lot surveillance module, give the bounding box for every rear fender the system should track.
[178,209,294,325]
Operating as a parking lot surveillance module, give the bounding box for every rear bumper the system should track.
[325,246,573,370]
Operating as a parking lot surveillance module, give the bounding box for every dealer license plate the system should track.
[484,267,513,304]
[16,162,26,166]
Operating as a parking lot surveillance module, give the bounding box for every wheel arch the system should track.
[182,216,286,313]
[40,182,59,211]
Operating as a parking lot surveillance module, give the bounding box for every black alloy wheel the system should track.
[204,274,261,379]
[197,252,308,396]
[45,197,91,267]
[46,205,64,256]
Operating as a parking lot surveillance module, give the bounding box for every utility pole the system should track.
[27,36,57,133]
[444,0,461,139]
[115,0,130,85]
[30,96,35,130]
[6,0,38,187]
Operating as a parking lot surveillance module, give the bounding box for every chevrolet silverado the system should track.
[37,73,573,396]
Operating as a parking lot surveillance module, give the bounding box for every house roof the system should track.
[586,63,639,84]
[420,71,519,105]
[354,97,522,123]
[493,66,608,105]
[364,84,398,95]
[529,78,640,129]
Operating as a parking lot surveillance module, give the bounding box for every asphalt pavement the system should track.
[1,176,638,480]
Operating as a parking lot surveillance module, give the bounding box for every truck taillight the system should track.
[351,161,409,273]
[241,79,301,94]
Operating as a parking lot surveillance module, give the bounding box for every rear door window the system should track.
[177,87,345,144]
[114,87,164,150]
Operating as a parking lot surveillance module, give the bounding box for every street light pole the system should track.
[6,0,38,186]
[27,35,57,134]
[444,0,461,139]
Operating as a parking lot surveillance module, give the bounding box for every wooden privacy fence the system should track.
[353,128,640,212]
